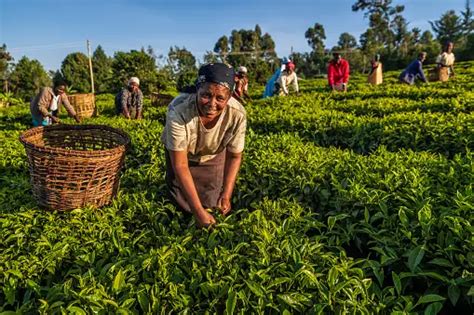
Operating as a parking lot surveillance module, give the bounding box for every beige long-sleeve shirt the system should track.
[30,87,76,122]
[278,71,299,95]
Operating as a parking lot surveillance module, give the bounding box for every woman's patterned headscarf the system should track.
[196,63,235,91]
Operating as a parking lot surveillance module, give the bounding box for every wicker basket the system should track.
[68,93,95,118]
[150,92,174,107]
[19,124,130,211]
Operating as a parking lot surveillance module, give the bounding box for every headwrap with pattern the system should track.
[196,63,235,91]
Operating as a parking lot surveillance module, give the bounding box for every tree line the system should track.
[0,0,473,100]
[294,0,473,77]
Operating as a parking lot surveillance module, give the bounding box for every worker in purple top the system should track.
[399,52,428,85]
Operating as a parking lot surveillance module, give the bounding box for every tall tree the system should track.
[0,44,13,92]
[9,56,51,100]
[352,0,405,48]
[420,30,434,45]
[213,36,229,62]
[352,0,404,20]
[203,51,219,64]
[168,46,197,91]
[111,49,158,94]
[61,52,91,93]
[391,15,409,48]
[417,30,441,64]
[411,27,422,44]
[302,23,329,76]
[305,23,326,53]
[430,10,464,44]
[461,0,474,35]
[92,45,113,93]
[336,32,358,51]
[211,25,277,83]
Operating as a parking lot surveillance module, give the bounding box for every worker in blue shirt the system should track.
[399,52,428,85]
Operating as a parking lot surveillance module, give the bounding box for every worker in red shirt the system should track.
[328,52,350,92]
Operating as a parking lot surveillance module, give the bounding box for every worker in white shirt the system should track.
[275,61,299,96]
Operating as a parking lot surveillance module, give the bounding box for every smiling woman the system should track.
[161,63,247,228]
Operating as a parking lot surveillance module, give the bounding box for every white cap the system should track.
[237,66,248,74]
[128,77,140,86]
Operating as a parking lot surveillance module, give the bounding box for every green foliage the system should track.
[305,23,326,54]
[290,51,330,78]
[0,59,473,314]
[458,33,474,60]
[344,0,473,72]
[430,10,465,45]
[167,46,197,92]
[111,49,158,95]
[61,52,92,93]
[0,92,22,107]
[335,32,358,51]
[213,35,229,59]
[0,44,13,85]
[212,25,278,84]
[92,45,113,93]
[296,23,329,76]
[8,56,51,101]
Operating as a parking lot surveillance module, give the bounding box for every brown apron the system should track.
[368,63,383,85]
[165,149,225,213]
[438,67,449,82]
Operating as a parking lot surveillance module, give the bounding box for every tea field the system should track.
[0,63,473,314]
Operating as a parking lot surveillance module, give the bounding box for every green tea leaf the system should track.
[113,269,125,292]
[225,291,237,315]
[428,258,453,268]
[423,302,443,315]
[392,272,401,295]
[448,285,460,306]
[244,280,264,297]
[327,216,336,230]
[416,294,446,305]
[468,286,474,296]
[67,306,87,315]
[408,245,425,272]
[277,294,301,308]
[137,291,149,312]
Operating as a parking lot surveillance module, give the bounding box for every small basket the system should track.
[68,93,95,118]
[150,92,174,107]
[19,124,130,211]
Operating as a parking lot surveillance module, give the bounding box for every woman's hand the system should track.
[218,195,232,215]
[195,208,216,228]
[50,115,60,124]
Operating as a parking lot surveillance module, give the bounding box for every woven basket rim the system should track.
[69,93,95,96]
[19,124,130,157]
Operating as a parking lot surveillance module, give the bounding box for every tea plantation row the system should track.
[0,63,472,314]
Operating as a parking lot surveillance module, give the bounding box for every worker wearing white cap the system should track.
[232,66,251,105]
[115,76,144,119]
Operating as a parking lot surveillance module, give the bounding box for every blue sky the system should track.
[0,0,467,71]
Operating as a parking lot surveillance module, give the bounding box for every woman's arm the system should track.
[61,95,80,122]
[218,151,242,215]
[169,150,216,227]
[120,91,131,119]
[136,90,144,119]
[36,88,52,118]
[417,61,428,83]
[328,64,335,89]
[278,74,289,95]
